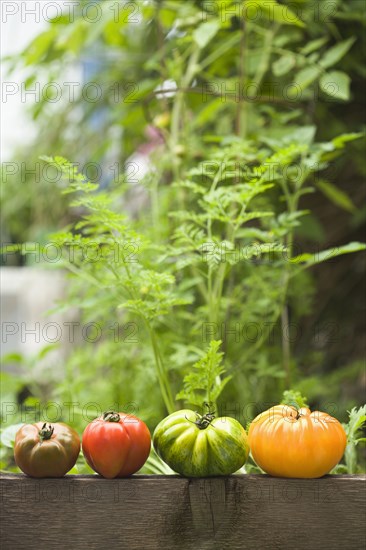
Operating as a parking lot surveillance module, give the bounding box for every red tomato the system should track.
[82,411,151,478]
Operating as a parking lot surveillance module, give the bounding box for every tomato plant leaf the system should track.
[176,340,231,410]
[319,37,356,69]
[0,424,24,449]
[320,71,351,101]
[281,389,308,409]
[245,0,304,27]
[316,179,356,212]
[193,20,220,49]
[293,66,321,92]
[272,55,296,76]
[300,37,329,55]
[342,405,366,474]
[290,242,366,270]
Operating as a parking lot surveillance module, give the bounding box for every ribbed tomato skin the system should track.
[14,422,80,478]
[248,405,347,478]
[153,409,249,477]
[82,413,151,478]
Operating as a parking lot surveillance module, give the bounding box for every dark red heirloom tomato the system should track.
[14,422,80,478]
[82,411,151,478]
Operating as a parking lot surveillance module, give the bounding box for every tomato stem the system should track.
[103,411,121,423]
[38,423,54,442]
[190,403,216,430]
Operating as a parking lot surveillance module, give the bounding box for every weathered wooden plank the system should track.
[1,474,365,550]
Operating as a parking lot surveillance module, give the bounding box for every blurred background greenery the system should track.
[1,0,365,473]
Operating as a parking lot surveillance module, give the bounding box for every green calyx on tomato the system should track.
[38,423,55,442]
[153,406,249,477]
[102,411,121,423]
[187,402,216,430]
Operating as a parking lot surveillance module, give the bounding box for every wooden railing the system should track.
[1,474,365,550]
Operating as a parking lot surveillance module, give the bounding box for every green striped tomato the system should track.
[153,408,249,477]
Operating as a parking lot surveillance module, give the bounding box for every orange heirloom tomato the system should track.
[248,405,347,478]
[14,422,80,478]
[82,411,151,479]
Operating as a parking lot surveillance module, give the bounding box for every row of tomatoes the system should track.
[14,403,347,479]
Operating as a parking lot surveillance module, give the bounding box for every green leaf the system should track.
[272,55,296,76]
[346,406,366,439]
[287,125,316,145]
[291,242,366,268]
[23,28,57,65]
[333,11,366,22]
[38,344,58,360]
[39,156,99,194]
[55,19,87,54]
[193,98,226,129]
[332,132,364,148]
[1,424,24,448]
[193,20,220,49]
[320,37,356,69]
[144,449,176,475]
[320,71,351,101]
[176,340,231,409]
[343,406,366,474]
[241,242,287,260]
[293,66,321,91]
[301,37,329,55]
[244,0,304,27]
[281,390,308,409]
[1,353,23,364]
[132,79,160,101]
[316,179,356,212]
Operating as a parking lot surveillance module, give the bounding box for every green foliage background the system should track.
[1,0,365,473]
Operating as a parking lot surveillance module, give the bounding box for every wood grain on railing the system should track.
[1,474,365,550]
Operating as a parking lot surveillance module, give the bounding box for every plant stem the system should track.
[111,250,175,414]
[147,322,175,414]
[236,17,247,138]
[150,168,163,240]
[281,300,291,387]
[278,164,309,386]
[170,47,200,180]
[206,169,222,324]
